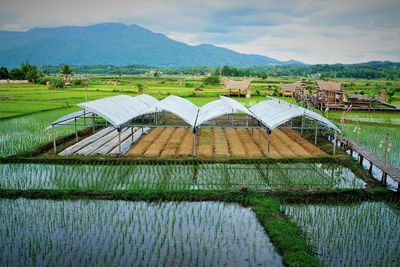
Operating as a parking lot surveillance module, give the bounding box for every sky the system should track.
[1,0,399,64]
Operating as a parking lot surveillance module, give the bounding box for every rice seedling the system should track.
[342,123,400,169]
[0,161,365,191]
[0,108,84,157]
[282,201,400,267]
[0,199,284,266]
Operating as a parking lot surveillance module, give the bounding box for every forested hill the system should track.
[0,23,301,67]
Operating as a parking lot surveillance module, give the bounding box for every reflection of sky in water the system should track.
[346,150,398,191]
[0,200,284,267]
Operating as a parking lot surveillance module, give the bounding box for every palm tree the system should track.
[136,83,147,94]
[60,64,73,80]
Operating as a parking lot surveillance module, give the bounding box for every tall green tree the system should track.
[9,68,25,80]
[60,64,73,77]
[0,66,9,79]
[20,62,41,83]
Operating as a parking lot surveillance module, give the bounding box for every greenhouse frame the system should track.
[48,94,340,155]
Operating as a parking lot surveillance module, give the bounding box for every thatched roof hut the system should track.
[223,78,252,98]
[280,81,301,97]
[315,80,342,92]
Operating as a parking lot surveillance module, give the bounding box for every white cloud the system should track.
[0,0,399,63]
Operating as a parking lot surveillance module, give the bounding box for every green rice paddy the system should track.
[0,162,365,191]
[282,201,400,267]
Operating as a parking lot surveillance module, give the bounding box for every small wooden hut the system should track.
[280,81,301,97]
[223,78,252,98]
[315,80,345,109]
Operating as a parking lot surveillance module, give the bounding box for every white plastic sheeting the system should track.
[196,100,234,127]
[150,95,199,126]
[147,96,249,129]
[249,98,340,131]
[219,96,252,115]
[76,94,158,127]
[48,94,340,133]
[46,110,93,129]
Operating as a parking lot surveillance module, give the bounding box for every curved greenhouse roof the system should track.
[249,98,340,131]
[76,94,158,128]
[48,94,340,132]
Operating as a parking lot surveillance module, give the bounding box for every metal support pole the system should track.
[193,132,196,156]
[83,110,86,126]
[333,131,337,155]
[258,128,261,145]
[314,121,318,145]
[92,114,95,133]
[301,111,305,134]
[52,125,57,153]
[131,127,134,142]
[118,128,122,154]
[74,117,78,142]
[267,131,271,156]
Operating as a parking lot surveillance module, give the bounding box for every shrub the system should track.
[203,76,220,85]
[48,77,65,89]
[185,81,194,87]
[71,79,85,87]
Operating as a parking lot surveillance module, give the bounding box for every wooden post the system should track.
[267,130,271,156]
[258,128,261,145]
[52,125,57,153]
[368,162,373,175]
[131,127,134,142]
[382,133,389,185]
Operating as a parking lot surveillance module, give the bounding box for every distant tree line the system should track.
[0,62,43,83]
[2,61,400,80]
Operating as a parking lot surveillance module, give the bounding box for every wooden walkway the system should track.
[334,135,400,189]
[59,127,149,156]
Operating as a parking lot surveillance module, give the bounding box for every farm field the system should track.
[0,75,399,267]
[282,201,400,267]
[341,123,400,169]
[127,127,326,158]
[0,108,86,157]
[0,162,366,191]
[0,199,284,266]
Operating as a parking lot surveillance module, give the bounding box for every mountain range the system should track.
[0,23,302,67]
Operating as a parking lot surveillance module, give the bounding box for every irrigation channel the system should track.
[0,161,366,191]
[0,199,284,266]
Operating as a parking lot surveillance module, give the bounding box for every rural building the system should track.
[280,81,302,97]
[315,80,345,109]
[223,78,252,98]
